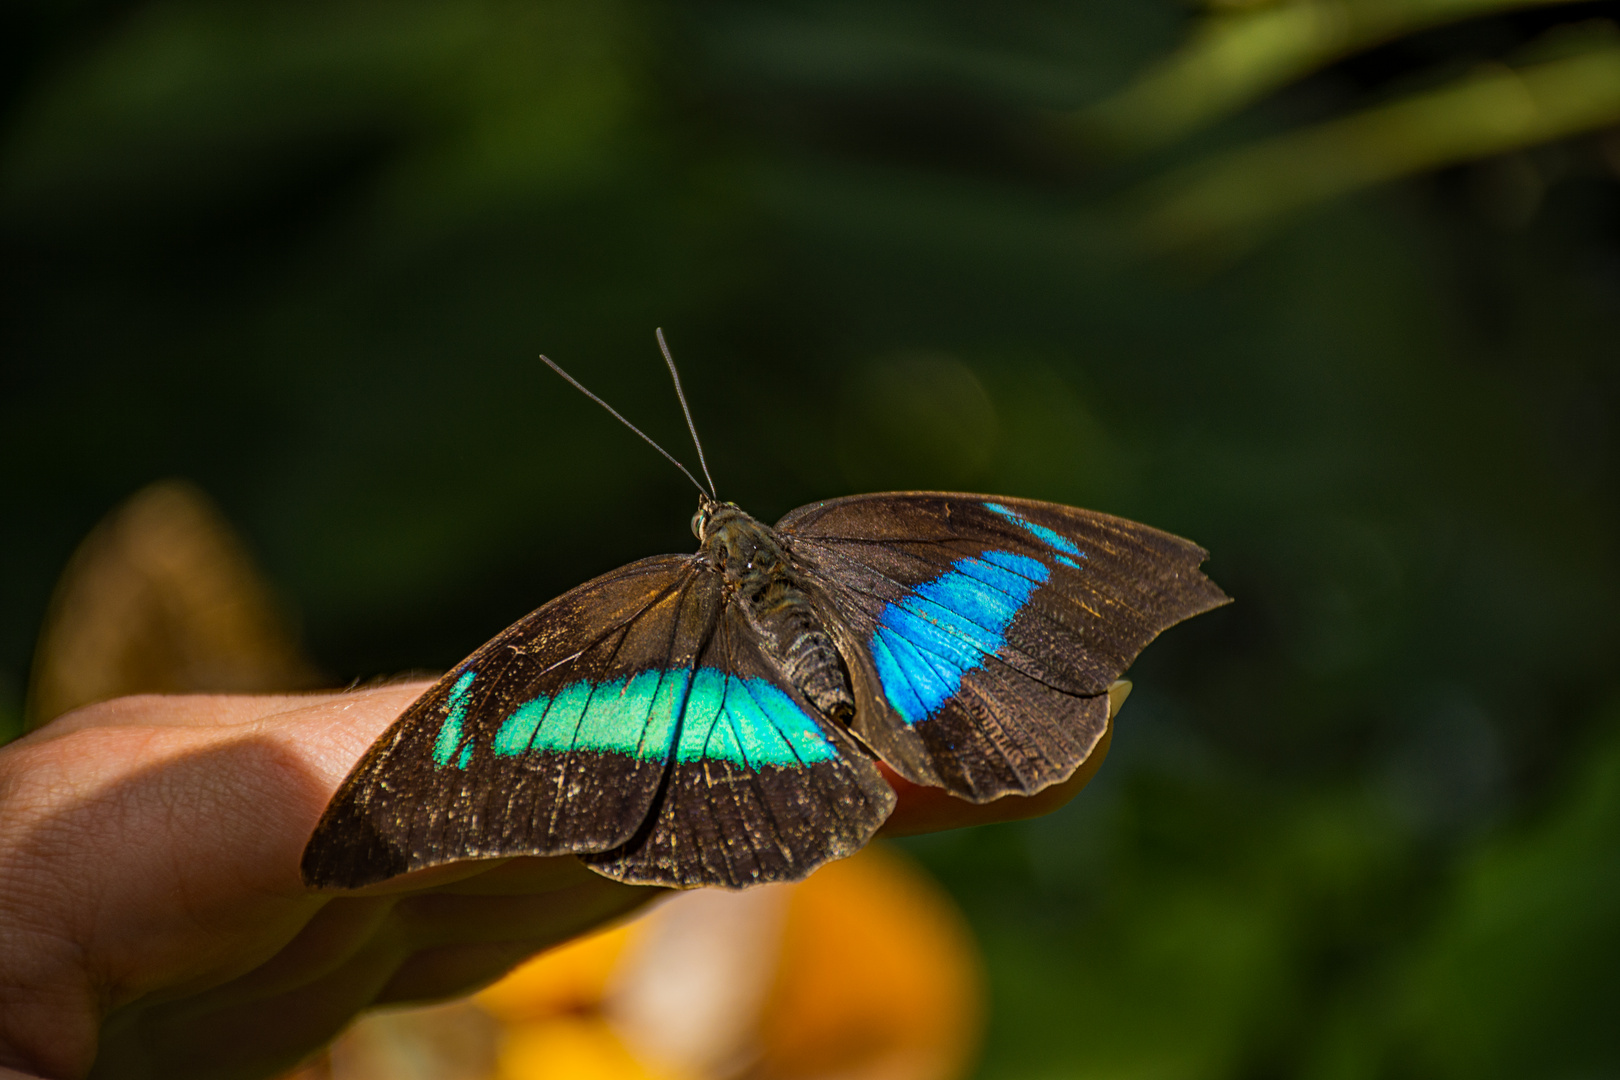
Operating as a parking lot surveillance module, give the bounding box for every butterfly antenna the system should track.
[656,328,718,497]
[539,353,710,498]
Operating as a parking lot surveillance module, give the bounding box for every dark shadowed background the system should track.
[5,1,1619,1077]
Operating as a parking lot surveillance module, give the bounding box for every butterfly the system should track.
[302,334,1229,890]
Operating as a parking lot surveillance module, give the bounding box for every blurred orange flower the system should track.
[308,846,983,1080]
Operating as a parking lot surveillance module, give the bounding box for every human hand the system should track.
[0,682,1114,1080]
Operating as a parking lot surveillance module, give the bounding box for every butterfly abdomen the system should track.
[703,505,858,723]
[749,586,855,722]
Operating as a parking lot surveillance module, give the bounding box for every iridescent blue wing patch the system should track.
[869,550,1048,723]
[778,493,1230,801]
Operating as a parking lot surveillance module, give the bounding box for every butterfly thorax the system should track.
[698,502,856,723]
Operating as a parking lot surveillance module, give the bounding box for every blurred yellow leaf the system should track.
[26,479,319,728]
[1083,0,1579,151]
[1137,35,1620,256]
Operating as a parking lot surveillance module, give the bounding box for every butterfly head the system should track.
[690,495,741,541]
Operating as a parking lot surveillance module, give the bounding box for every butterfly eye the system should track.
[690,508,706,539]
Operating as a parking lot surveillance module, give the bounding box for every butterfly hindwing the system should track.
[584,602,895,888]
[301,556,721,889]
[779,492,1230,801]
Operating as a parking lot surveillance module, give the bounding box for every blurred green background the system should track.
[4,0,1619,1077]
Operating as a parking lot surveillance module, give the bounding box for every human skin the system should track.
[0,683,1109,1080]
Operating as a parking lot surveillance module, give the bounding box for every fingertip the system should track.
[270,682,434,787]
[877,715,1114,838]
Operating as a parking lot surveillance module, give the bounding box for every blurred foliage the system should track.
[3,0,1619,1078]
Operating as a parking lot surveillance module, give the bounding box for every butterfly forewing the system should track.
[779,493,1230,802]
[584,603,895,888]
[301,556,721,889]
